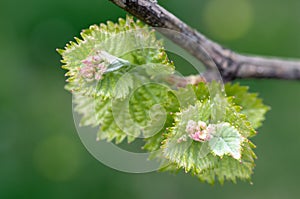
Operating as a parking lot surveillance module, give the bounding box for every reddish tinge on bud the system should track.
[79,52,107,81]
[185,120,211,142]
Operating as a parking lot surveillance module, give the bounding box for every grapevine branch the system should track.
[110,0,300,81]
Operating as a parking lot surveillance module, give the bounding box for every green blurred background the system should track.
[1,0,300,198]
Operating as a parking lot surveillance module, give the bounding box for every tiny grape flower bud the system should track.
[198,121,207,130]
[185,120,197,134]
[185,120,211,142]
[189,131,202,142]
[198,129,211,141]
[79,65,96,81]
[80,52,107,81]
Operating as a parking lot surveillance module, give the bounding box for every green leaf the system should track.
[142,89,179,154]
[161,95,257,183]
[161,100,216,173]
[73,93,131,143]
[73,82,179,143]
[73,93,98,127]
[59,15,174,98]
[112,72,134,99]
[197,141,256,184]
[208,122,244,160]
[225,83,270,129]
[193,82,257,137]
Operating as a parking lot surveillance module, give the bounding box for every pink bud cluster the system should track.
[185,120,212,142]
[79,52,107,81]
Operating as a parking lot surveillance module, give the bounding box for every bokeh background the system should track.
[1,0,300,198]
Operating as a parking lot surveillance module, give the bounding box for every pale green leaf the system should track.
[208,122,244,159]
